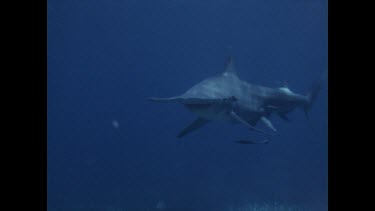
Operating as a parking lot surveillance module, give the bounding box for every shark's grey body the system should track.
[150,57,324,139]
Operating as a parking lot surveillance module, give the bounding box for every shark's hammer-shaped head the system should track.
[149,56,325,139]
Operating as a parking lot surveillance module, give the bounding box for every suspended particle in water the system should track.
[155,200,166,210]
[112,120,119,129]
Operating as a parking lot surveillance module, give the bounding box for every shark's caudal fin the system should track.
[304,70,327,116]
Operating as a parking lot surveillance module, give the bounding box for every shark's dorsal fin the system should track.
[278,87,293,94]
[223,56,237,76]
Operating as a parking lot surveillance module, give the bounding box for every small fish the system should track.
[235,139,269,144]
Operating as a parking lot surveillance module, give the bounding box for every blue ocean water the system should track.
[47,0,328,211]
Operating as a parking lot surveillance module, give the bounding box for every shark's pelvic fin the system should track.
[223,56,237,75]
[278,112,290,122]
[229,111,270,135]
[177,118,210,138]
[260,116,277,132]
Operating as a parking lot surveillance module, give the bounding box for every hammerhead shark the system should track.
[150,56,325,140]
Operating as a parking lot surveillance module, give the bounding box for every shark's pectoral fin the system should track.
[177,118,210,138]
[229,111,270,136]
[278,112,291,122]
[260,116,277,132]
[235,139,269,144]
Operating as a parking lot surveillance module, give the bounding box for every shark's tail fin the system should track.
[304,70,327,116]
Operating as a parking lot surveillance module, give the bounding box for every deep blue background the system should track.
[47,0,327,210]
